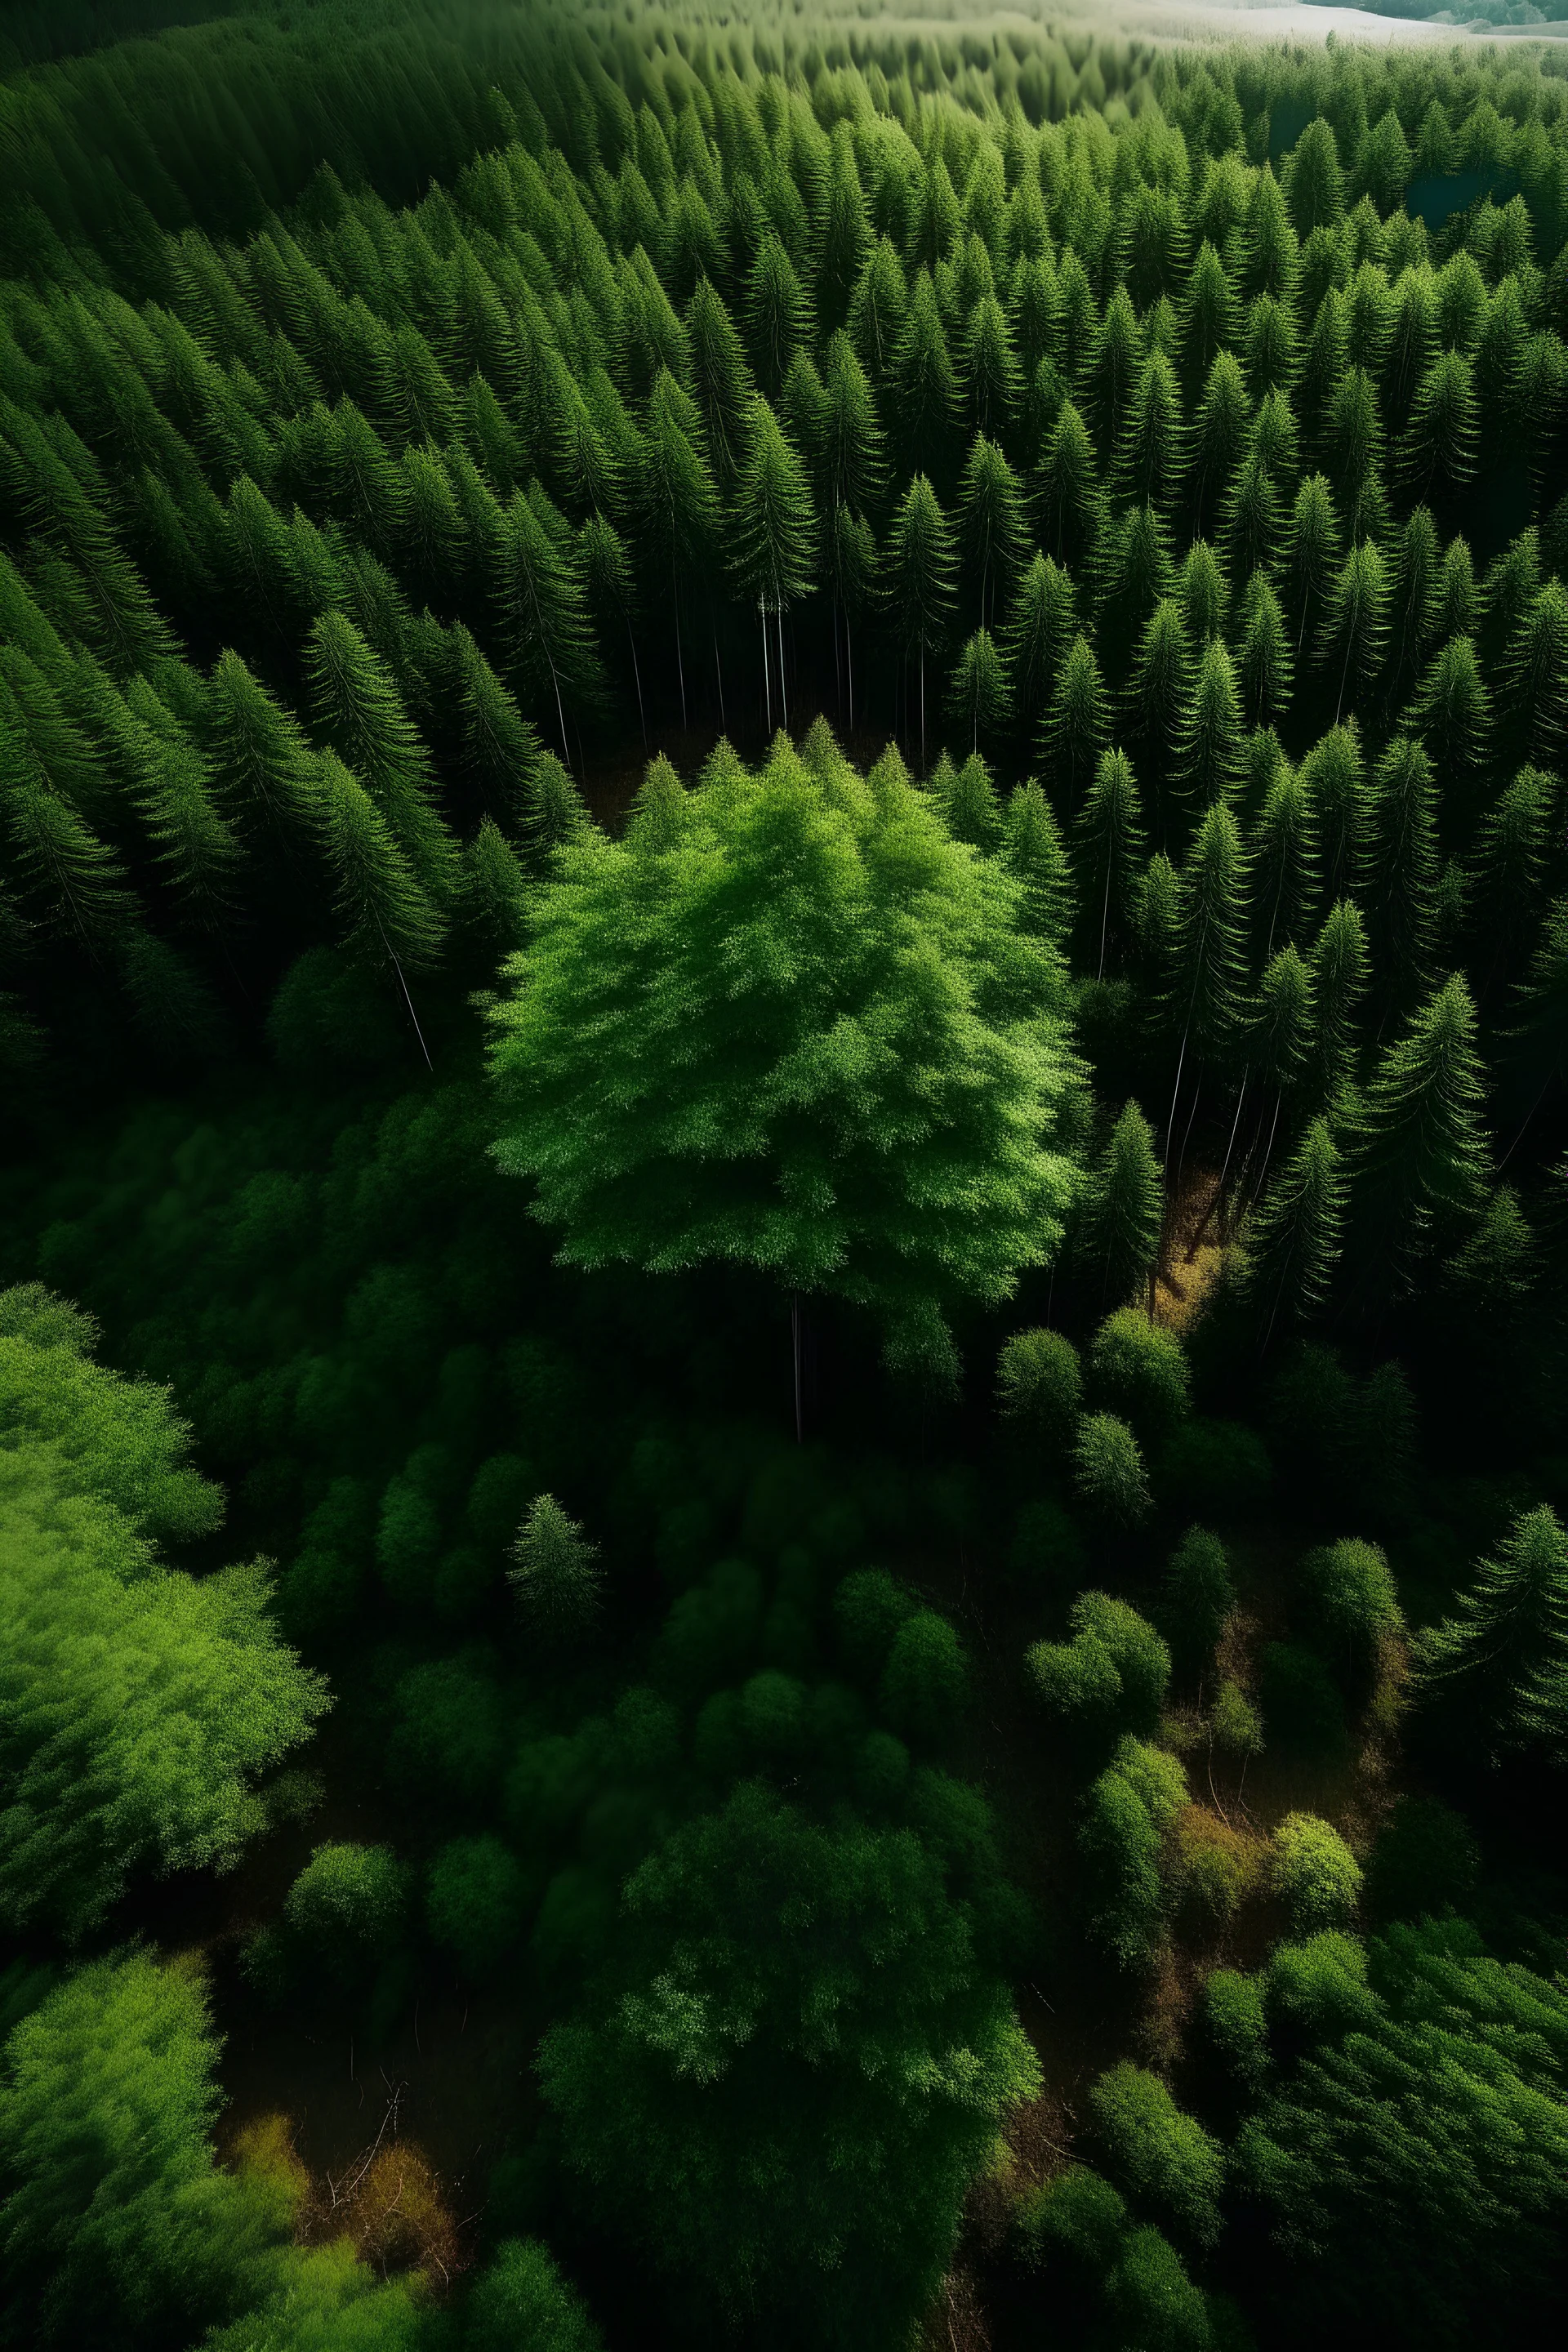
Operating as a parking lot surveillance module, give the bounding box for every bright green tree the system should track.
[509,1493,603,1642]
[1078,1102,1164,1307]
[730,399,817,737]
[883,474,956,772]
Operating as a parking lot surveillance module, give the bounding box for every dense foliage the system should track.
[3,3,1568,2349]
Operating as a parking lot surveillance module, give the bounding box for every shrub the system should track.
[1177,1808,1264,1931]
[1162,1526,1235,1676]
[878,1610,969,1746]
[1201,1968,1270,2094]
[1013,2163,1128,2275]
[1270,1813,1364,1934]
[509,1494,602,1640]
[1210,1680,1264,1757]
[283,1843,408,1981]
[388,1654,506,1806]
[426,1835,529,1980]
[833,1568,915,1678]
[1073,1411,1152,1528]
[1299,1537,1403,1677]
[1079,1738,1187,1969]
[1264,1932,1379,2042]
[1259,1641,1345,1757]
[466,2237,604,2352]
[1088,1308,1192,1439]
[1089,2062,1225,2247]
[1365,1796,1480,1923]
[1027,1592,1170,1747]
[996,1327,1083,1446]
[1102,2228,1214,2352]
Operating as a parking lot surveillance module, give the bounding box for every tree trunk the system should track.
[760,599,772,735]
[777,605,789,735]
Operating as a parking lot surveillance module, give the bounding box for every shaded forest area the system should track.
[3,2,1568,2348]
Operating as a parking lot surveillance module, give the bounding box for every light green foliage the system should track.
[465,2238,603,2352]
[1027,1592,1170,1746]
[1072,1410,1152,1530]
[1079,1735,1187,1968]
[200,2241,428,2352]
[0,1954,275,2349]
[996,1326,1082,1447]
[1298,1539,1402,1678]
[1076,1103,1163,1306]
[509,1493,602,1641]
[1270,1813,1364,1935]
[1264,1933,1379,2044]
[488,734,1076,1365]
[1088,1307,1192,1440]
[538,1781,1039,2347]
[1089,2062,1225,2248]
[283,1843,408,1981]
[1203,1968,1270,2095]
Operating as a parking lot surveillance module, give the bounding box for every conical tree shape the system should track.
[892,270,958,484]
[687,277,755,495]
[125,681,241,930]
[1348,973,1490,1295]
[1244,291,1298,397]
[1116,350,1186,514]
[1250,1115,1344,1334]
[1469,766,1552,991]
[203,648,320,846]
[848,236,910,384]
[1285,473,1343,660]
[1500,581,1568,773]
[635,375,720,730]
[1252,760,1319,956]
[947,630,1013,759]
[1189,349,1250,539]
[1251,942,1316,1099]
[822,331,887,515]
[306,608,458,902]
[746,231,814,401]
[938,750,1003,852]
[1174,803,1250,1072]
[1002,777,1076,947]
[882,474,956,772]
[1223,452,1283,584]
[1085,284,1141,463]
[1418,1506,1568,1765]
[1044,631,1108,813]
[314,745,443,972]
[958,434,1027,631]
[451,622,544,823]
[1179,540,1227,651]
[1320,537,1389,726]
[1400,350,1478,502]
[1239,572,1294,730]
[1178,636,1245,815]
[1036,398,1102,572]
[1002,555,1077,749]
[1080,1100,1164,1306]
[508,1493,603,1642]
[964,295,1021,442]
[818,123,871,331]
[1123,599,1193,830]
[1388,504,1441,693]
[1309,895,1370,1102]
[1182,242,1239,395]
[1073,747,1148,980]
[731,399,817,619]
[1361,735,1439,1010]
[1408,633,1492,834]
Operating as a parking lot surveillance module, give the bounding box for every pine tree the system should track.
[1418,1506,1568,1765]
[685,277,755,496]
[1085,285,1143,464]
[947,630,1012,758]
[314,746,443,974]
[818,122,871,331]
[1285,474,1343,659]
[635,374,720,731]
[1045,632,1109,814]
[1223,451,1283,585]
[1468,766,1552,992]
[957,434,1027,631]
[1171,804,1250,1103]
[508,1493,602,1642]
[1239,572,1294,729]
[848,236,911,385]
[1408,634,1492,835]
[1321,538,1390,726]
[883,474,956,773]
[1245,291,1298,396]
[1361,736,1439,1010]
[1182,242,1239,395]
[826,501,877,734]
[1124,599,1194,831]
[821,332,887,516]
[1310,896,1370,1102]
[746,230,814,400]
[305,608,457,902]
[1401,350,1479,501]
[731,400,817,737]
[964,295,1021,441]
[1179,540,1227,650]
[1499,581,1568,773]
[938,751,1004,853]
[1074,748,1147,980]
[125,683,242,929]
[451,622,544,822]
[1080,1101,1165,1306]
[1116,350,1187,514]
[1348,973,1490,1297]
[1252,760,1319,955]
[1002,777,1076,947]
[1250,1116,1344,1336]
[1036,397,1102,571]
[1178,637,1245,815]
[1189,350,1250,540]
[1389,505,1441,693]
[892,269,958,484]
[1002,554,1078,750]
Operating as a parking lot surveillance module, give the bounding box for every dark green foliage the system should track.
[1417,1506,1568,1765]
[466,2238,604,2352]
[509,1493,602,1642]
[1027,1592,1171,1748]
[283,1842,408,1984]
[996,1327,1082,1449]
[1162,1526,1235,1678]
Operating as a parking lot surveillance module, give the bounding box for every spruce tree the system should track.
[957,434,1026,631]
[947,630,1012,758]
[1178,637,1245,815]
[847,236,910,385]
[1239,572,1294,730]
[314,747,444,975]
[1361,736,1439,1011]
[821,332,887,516]
[1045,632,1109,814]
[1285,474,1343,659]
[1002,555,1078,751]
[1250,1116,1345,1338]
[746,231,813,401]
[892,269,958,485]
[1252,760,1319,956]
[1074,748,1148,981]
[1080,1101,1165,1307]
[730,400,817,736]
[1321,538,1390,726]
[1310,896,1370,1104]
[1124,600,1193,835]
[635,374,720,730]
[883,474,957,773]
[964,295,1021,442]
[1418,1507,1568,1765]
[1189,350,1250,539]
[1172,804,1250,1098]
[1348,973,1490,1297]
[508,1493,602,1642]
[305,608,458,903]
[1002,777,1076,947]
[1036,398,1102,571]
[686,277,755,495]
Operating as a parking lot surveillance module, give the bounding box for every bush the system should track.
[1365,1797,1481,1924]
[1089,1309,1192,1440]
[833,1568,915,1678]
[1259,1642,1345,1757]
[1210,1681,1264,1757]
[1156,1419,1271,1521]
[878,1610,969,1747]
[1102,2226,1214,2352]
[1013,2163,1128,2275]
[1201,1968,1270,2095]
[509,1494,602,1641]
[1264,1932,1379,2043]
[283,1843,409,1982]
[1270,1814,1364,1934]
[388,1654,506,1807]
[1298,1537,1403,1678]
[1177,1809,1264,1931]
[1089,2062,1225,2248]
[1079,1739,1187,1969]
[426,1835,529,1980]
[1162,1527,1235,1676]
[996,1327,1083,1446]
[466,2237,604,2352]
[1073,1411,1152,1528]
[1027,1592,1170,1748]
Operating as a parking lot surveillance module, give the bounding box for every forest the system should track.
[2,0,1568,2345]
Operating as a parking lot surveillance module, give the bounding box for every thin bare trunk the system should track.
[760,599,772,735]
[673,558,687,728]
[777,604,789,734]
[845,617,855,734]
[712,624,726,733]
[626,618,648,747]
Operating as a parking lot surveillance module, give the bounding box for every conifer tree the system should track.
[1239,572,1294,729]
[746,231,813,401]
[1469,767,1552,992]
[1401,350,1479,502]
[947,630,1012,758]
[1183,242,1239,395]
[1250,1116,1345,1337]
[883,474,956,772]
[1178,637,1245,815]
[1116,350,1187,515]
[1348,973,1490,1297]
[305,608,457,902]
[635,373,720,731]
[1036,398,1102,572]
[818,123,871,331]
[848,236,910,385]
[1080,1101,1165,1307]
[1408,635,1492,833]
[1361,737,1439,1010]
[1002,777,1076,947]
[1500,581,1568,773]
[892,270,958,485]
[1074,748,1147,980]
[939,752,1004,854]
[1179,541,1227,651]
[1252,760,1319,956]
[821,332,887,516]
[685,277,755,496]
[1418,1507,1568,1765]
[1310,896,1370,1102]
[126,686,242,930]
[957,435,1027,631]
[1285,474,1343,659]
[314,747,443,976]
[1171,804,1250,1110]
[1045,632,1109,814]
[508,1493,602,1642]
[1190,350,1250,539]
[1003,555,1078,750]
[1321,538,1390,725]
[730,400,817,736]
[1124,600,1194,831]
[964,295,1021,442]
